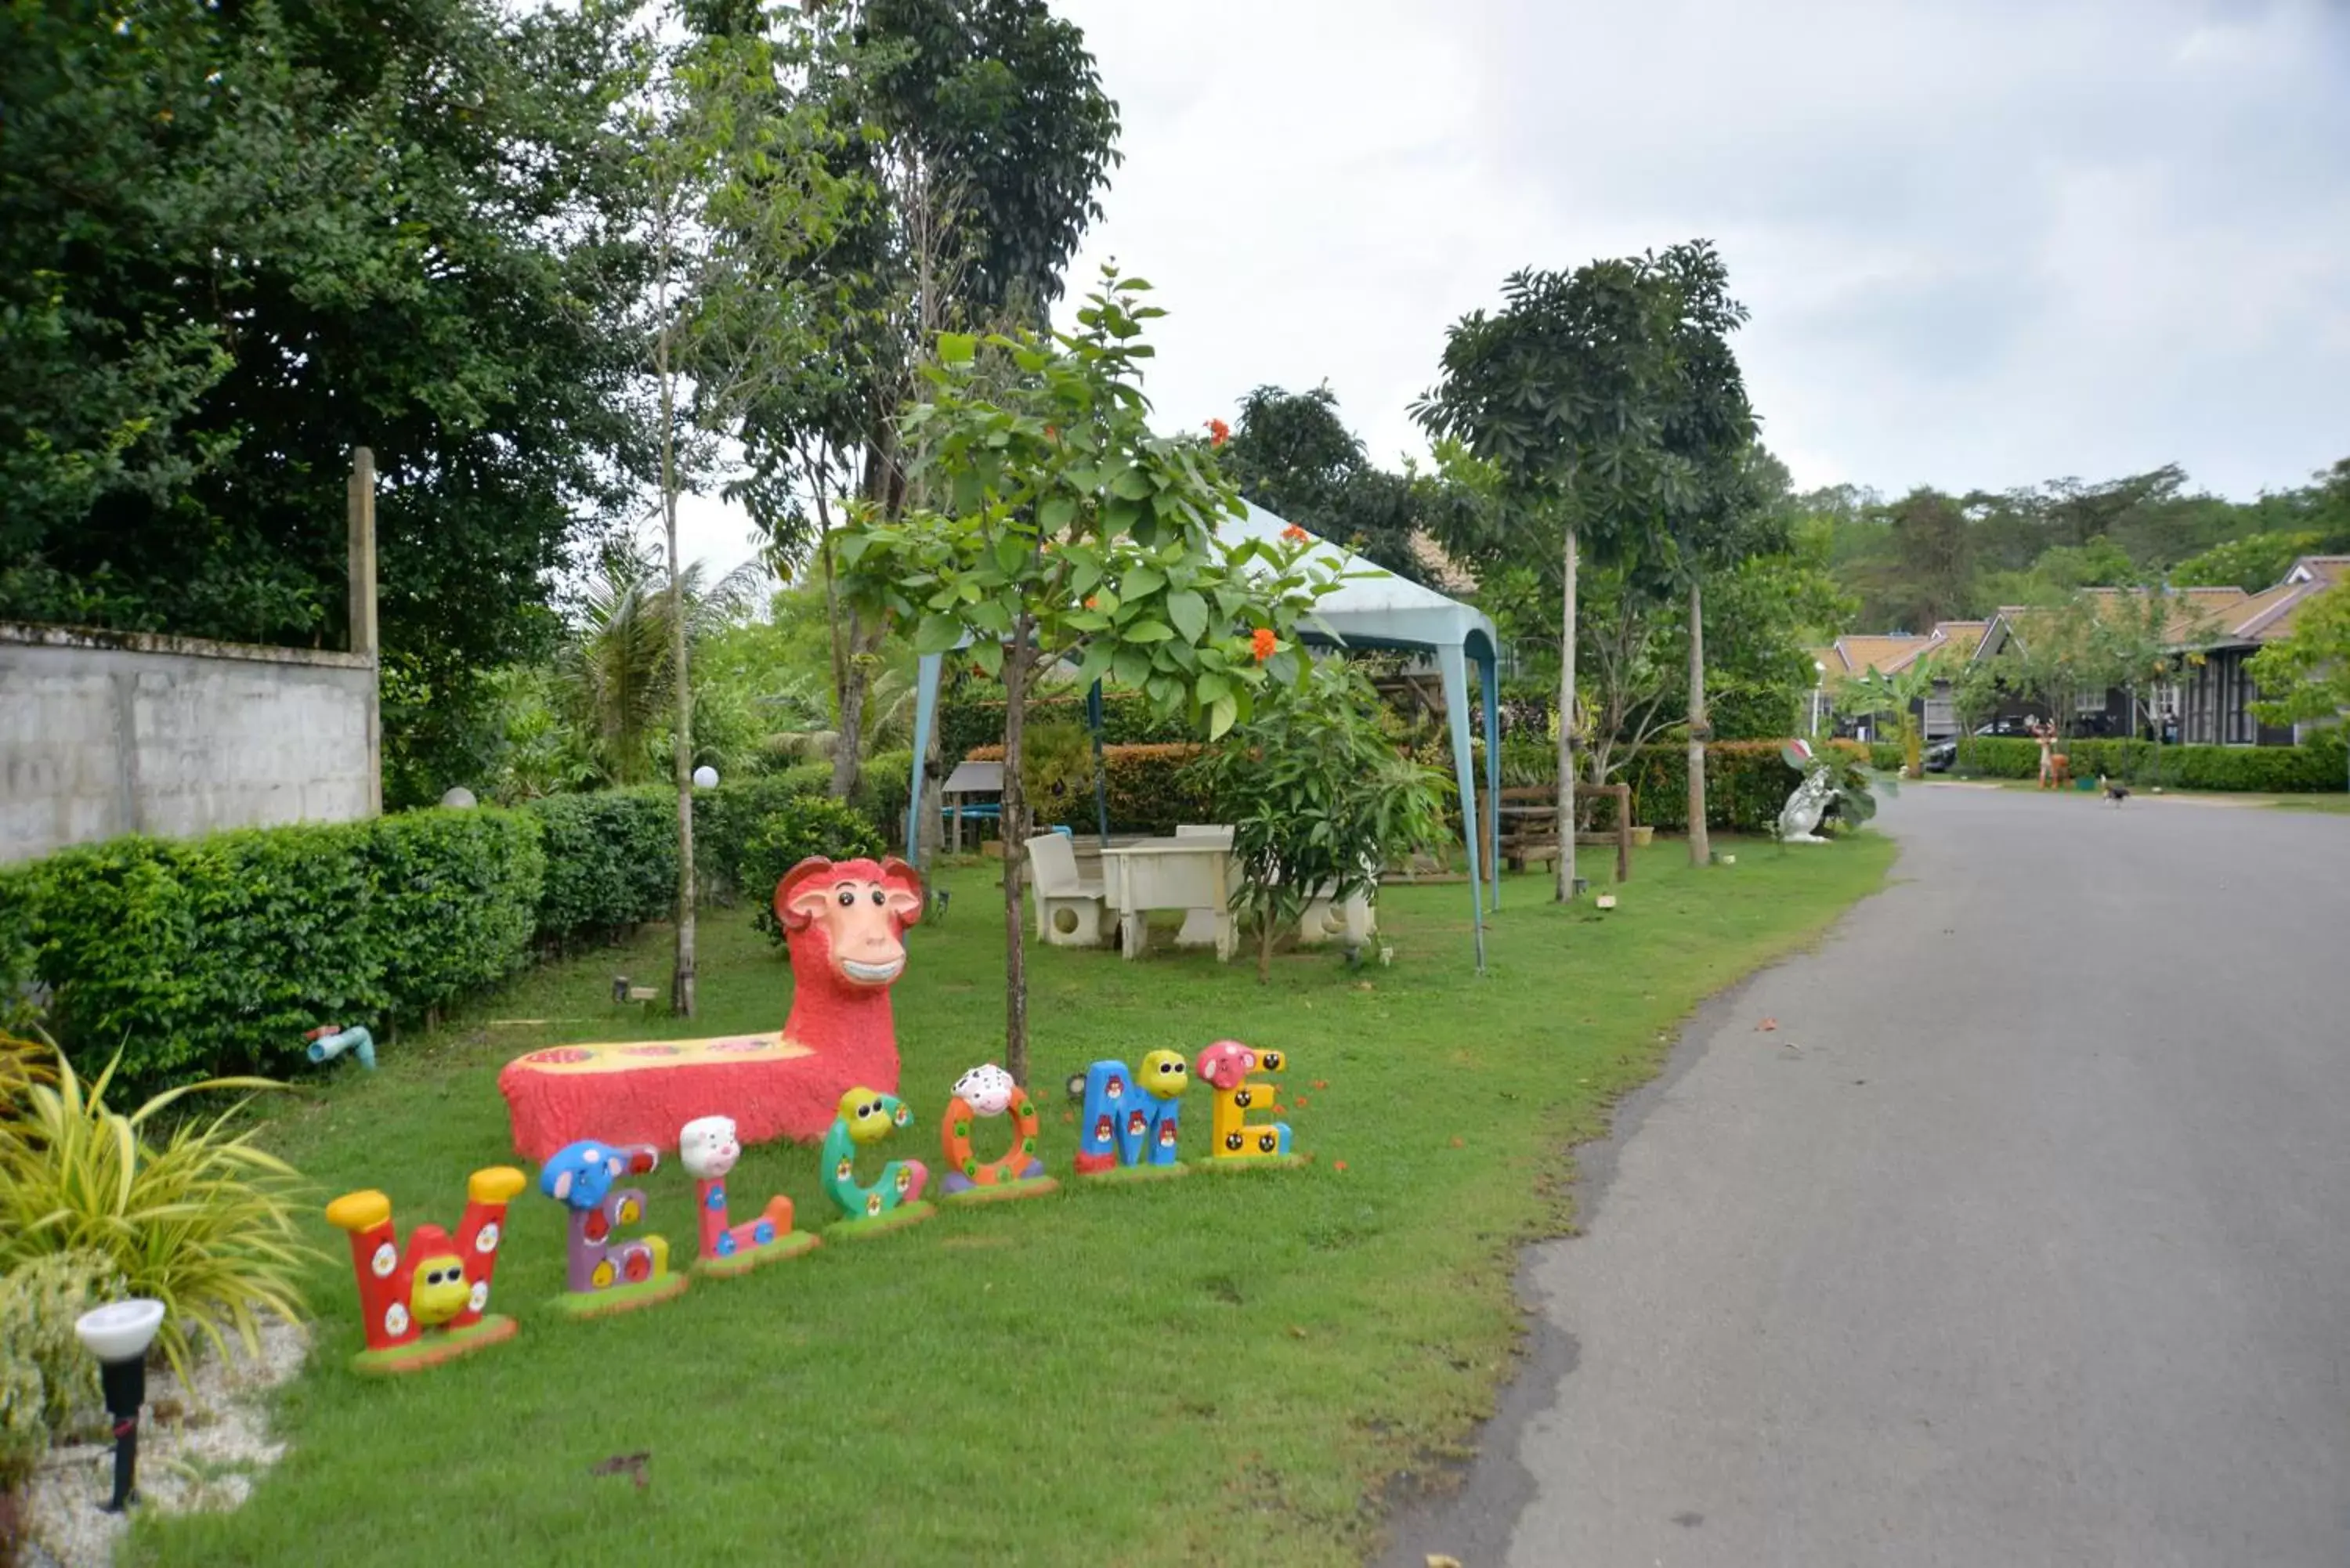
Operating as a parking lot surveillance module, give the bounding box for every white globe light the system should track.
[692,765,719,789]
[439,786,478,809]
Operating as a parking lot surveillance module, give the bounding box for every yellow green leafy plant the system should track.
[0,1035,317,1386]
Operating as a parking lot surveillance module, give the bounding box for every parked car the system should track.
[1924,718,2037,773]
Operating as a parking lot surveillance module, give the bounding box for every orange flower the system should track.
[1281,523,1308,543]
[1251,627,1277,663]
[1085,596,1099,610]
[1206,417,1231,447]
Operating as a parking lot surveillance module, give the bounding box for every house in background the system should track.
[1818,556,2348,748]
[1809,621,1988,742]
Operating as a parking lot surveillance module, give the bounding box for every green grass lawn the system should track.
[128,834,1893,1568]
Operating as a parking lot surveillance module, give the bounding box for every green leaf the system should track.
[1125,620,1174,642]
[1039,495,1076,533]
[1073,639,1117,692]
[1123,565,1164,598]
[1166,589,1208,643]
[937,332,977,365]
[1208,693,1238,739]
[914,614,965,655]
[970,638,1003,676]
[994,535,1029,576]
[1111,466,1154,500]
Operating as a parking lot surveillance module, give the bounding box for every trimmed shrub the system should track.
[742,799,888,941]
[692,771,835,897]
[862,747,916,851]
[13,810,542,1089]
[368,810,547,1012]
[1949,734,2347,791]
[524,788,676,940]
[1612,740,1866,833]
[1868,741,1906,771]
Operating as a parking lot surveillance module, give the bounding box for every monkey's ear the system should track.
[776,857,837,932]
[878,857,924,930]
[551,1170,574,1202]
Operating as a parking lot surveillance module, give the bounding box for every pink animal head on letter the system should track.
[776,856,924,992]
[1193,1040,1258,1091]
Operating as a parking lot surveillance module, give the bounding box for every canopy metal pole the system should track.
[1439,644,1488,974]
[1480,649,1502,911]
[1086,680,1111,850]
[905,651,943,876]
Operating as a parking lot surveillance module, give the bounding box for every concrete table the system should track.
[1100,836,1235,961]
[940,760,1003,854]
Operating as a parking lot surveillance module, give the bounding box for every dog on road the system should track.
[2099,774,2131,806]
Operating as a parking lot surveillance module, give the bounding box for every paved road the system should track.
[1383,785,2350,1568]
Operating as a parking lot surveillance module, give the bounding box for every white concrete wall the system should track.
[0,623,378,864]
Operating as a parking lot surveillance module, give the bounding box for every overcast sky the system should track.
[676,0,2349,575]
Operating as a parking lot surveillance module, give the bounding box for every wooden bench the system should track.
[1480,783,1632,884]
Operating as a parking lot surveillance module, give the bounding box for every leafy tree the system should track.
[2172,532,2326,591]
[1188,661,1449,981]
[1839,662,1936,775]
[554,542,768,789]
[1220,384,1476,585]
[623,9,855,1015]
[1415,258,1680,901]
[1,0,657,804]
[834,269,1341,1081]
[2250,581,2350,769]
[722,0,1121,805]
[1645,242,1760,866]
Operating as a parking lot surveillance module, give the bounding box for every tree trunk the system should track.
[1000,612,1032,1085]
[831,439,899,802]
[1258,912,1274,985]
[660,337,696,1019]
[1687,577,1711,867]
[1556,526,1579,902]
[830,611,871,800]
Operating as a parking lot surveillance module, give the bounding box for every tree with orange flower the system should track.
[833,266,1343,1080]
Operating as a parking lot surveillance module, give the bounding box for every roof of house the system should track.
[1812,620,1987,680]
[1904,558,2348,665]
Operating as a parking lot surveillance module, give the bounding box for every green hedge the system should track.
[0,766,875,1091]
[10,810,544,1089]
[525,789,677,940]
[1612,740,1871,833]
[969,738,1860,840]
[1950,734,2347,791]
[742,799,888,943]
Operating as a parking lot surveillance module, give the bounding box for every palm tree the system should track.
[558,540,767,787]
[1841,660,1939,777]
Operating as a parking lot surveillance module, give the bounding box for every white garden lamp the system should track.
[692,764,719,789]
[74,1298,164,1512]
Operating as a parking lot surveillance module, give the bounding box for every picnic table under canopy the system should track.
[902,502,1505,971]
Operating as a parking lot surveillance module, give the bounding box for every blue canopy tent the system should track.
[903,502,1505,971]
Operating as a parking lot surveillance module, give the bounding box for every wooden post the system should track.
[1611,782,1631,885]
[347,447,381,815]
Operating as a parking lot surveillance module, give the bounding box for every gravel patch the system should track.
[16,1320,308,1568]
